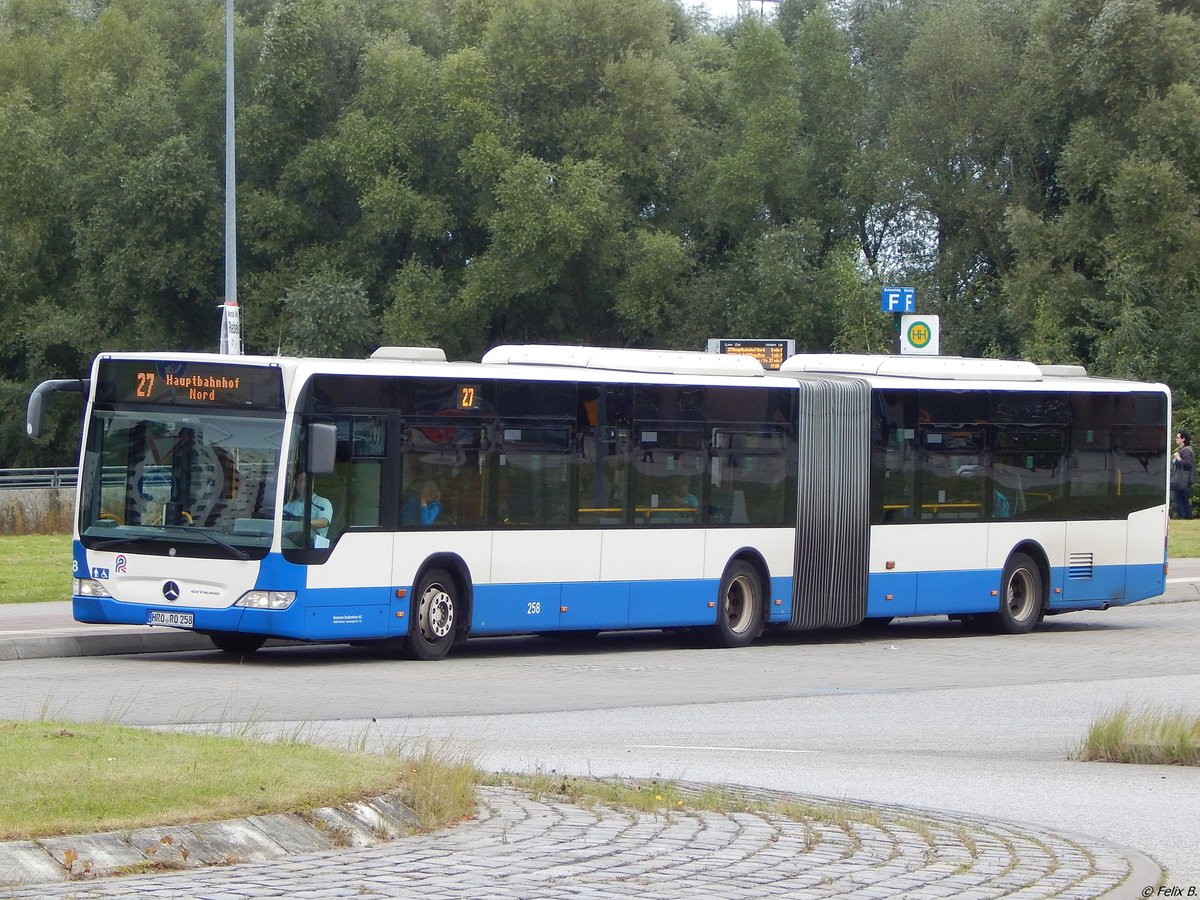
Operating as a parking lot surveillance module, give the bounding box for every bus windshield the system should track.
[78,408,285,558]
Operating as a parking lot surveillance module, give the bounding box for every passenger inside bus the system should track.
[665,476,699,510]
[401,480,441,526]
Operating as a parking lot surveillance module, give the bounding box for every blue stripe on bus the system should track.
[866,562,1163,619]
[253,552,306,592]
[73,595,250,632]
[468,574,796,634]
[1122,563,1167,602]
[864,570,996,618]
[471,579,721,634]
[73,560,1160,642]
[769,576,794,623]
[1052,561,1164,607]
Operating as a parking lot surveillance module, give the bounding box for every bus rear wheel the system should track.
[987,552,1044,634]
[706,562,764,648]
[404,569,458,661]
[208,632,266,655]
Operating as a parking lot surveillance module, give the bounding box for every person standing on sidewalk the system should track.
[1171,429,1195,519]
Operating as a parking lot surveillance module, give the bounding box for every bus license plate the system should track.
[148,611,194,628]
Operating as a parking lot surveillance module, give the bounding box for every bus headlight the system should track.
[74,578,112,598]
[234,590,296,610]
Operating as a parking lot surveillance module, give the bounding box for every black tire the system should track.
[987,552,1044,634]
[705,561,764,648]
[208,632,266,655]
[403,569,459,661]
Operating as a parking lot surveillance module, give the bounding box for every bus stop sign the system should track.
[882,286,916,313]
[900,314,940,355]
[888,289,912,316]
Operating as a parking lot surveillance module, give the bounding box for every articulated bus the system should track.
[27,345,1170,659]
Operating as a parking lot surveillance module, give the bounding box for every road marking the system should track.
[631,744,818,754]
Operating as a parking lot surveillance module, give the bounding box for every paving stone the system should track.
[37,830,150,878]
[245,815,335,854]
[0,840,69,885]
[127,824,209,869]
[306,807,379,848]
[0,782,1164,898]
[187,819,289,865]
[366,794,421,832]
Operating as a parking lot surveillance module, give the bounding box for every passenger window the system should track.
[917,426,987,520]
[633,428,704,525]
[401,418,488,528]
[496,424,572,527]
[710,429,790,526]
[575,385,633,526]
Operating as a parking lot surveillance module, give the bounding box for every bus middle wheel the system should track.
[706,561,764,649]
[404,568,458,661]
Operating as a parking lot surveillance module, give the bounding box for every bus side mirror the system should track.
[308,423,337,474]
[26,379,88,438]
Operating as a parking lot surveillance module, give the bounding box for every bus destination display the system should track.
[97,359,284,409]
[707,339,795,371]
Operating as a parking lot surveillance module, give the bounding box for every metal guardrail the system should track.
[0,467,78,490]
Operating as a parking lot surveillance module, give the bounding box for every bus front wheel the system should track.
[404,569,458,661]
[988,552,1044,635]
[707,562,764,649]
[208,632,266,655]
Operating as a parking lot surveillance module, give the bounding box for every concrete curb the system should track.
[0,791,420,886]
[1104,845,1169,900]
[0,630,212,662]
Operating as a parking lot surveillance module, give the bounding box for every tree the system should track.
[278,267,376,357]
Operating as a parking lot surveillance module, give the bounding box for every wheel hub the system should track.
[421,586,454,640]
[726,576,754,634]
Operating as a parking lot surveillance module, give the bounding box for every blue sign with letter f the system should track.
[882,286,915,313]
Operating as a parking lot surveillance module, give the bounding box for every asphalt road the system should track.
[2,595,1198,890]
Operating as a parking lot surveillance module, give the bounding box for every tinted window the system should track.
[872,387,1167,524]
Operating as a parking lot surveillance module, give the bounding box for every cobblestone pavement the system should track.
[0,784,1155,899]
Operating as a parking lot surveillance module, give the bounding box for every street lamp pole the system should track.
[219,0,242,355]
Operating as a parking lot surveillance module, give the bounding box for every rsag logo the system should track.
[115,555,128,573]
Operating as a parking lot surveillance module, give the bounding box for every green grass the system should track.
[1073,704,1200,766]
[1168,518,1200,558]
[0,720,478,840]
[0,534,72,603]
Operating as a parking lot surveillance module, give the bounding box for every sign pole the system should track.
[219,0,242,355]
[881,287,916,355]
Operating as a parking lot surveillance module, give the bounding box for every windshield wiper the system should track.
[90,526,250,561]
[161,524,250,561]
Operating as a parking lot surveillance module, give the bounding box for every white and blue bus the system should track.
[27,345,1170,659]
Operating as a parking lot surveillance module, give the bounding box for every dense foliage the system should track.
[3,0,1200,465]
